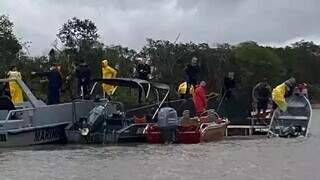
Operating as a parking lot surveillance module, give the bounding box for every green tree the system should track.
[0,15,22,74]
[57,17,99,50]
[234,41,284,88]
[57,17,101,66]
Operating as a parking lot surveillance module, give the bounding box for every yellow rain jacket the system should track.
[272,83,288,111]
[7,70,23,104]
[101,60,117,95]
[178,82,194,95]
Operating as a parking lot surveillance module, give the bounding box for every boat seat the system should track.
[180,117,199,127]
[278,116,308,120]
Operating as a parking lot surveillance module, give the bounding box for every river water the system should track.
[0,110,319,180]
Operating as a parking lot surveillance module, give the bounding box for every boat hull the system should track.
[144,122,229,144]
[0,123,68,147]
[65,123,148,144]
[200,122,229,142]
[268,94,312,137]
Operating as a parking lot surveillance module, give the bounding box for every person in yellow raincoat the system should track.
[272,78,296,112]
[7,66,23,104]
[101,60,117,97]
[178,81,194,99]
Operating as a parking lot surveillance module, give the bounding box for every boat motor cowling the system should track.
[80,105,107,136]
[157,107,179,143]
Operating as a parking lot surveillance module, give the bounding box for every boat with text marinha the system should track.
[0,79,107,147]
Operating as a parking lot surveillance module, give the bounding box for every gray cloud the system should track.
[1,0,320,55]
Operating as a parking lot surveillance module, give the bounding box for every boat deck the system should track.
[226,125,269,136]
[225,116,270,136]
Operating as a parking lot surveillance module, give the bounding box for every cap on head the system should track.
[285,77,296,86]
[136,57,145,64]
[191,57,198,64]
[102,60,108,66]
[228,72,234,78]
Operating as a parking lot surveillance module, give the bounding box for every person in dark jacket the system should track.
[136,58,151,80]
[252,78,271,114]
[135,57,151,103]
[223,72,236,100]
[3,82,11,99]
[31,64,62,105]
[0,83,15,111]
[75,61,91,99]
[184,57,200,96]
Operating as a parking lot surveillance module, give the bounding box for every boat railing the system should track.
[2,108,36,125]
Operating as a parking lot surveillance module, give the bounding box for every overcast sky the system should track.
[1,0,320,55]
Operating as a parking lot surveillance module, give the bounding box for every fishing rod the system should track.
[216,90,227,113]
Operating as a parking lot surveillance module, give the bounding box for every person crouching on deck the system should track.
[272,78,296,112]
[193,81,208,116]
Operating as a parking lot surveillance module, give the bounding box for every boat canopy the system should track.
[91,78,151,99]
[150,81,170,91]
[90,78,170,119]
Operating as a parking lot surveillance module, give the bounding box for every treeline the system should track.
[1,15,320,104]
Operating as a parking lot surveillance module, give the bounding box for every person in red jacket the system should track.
[193,81,208,116]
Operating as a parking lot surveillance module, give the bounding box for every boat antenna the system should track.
[173,32,181,44]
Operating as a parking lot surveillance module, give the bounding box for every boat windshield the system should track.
[0,79,45,109]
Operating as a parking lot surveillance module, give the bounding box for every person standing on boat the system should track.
[222,72,236,100]
[7,65,23,104]
[31,64,63,105]
[135,57,151,103]
[75,61,91,99]
[252,78,271,115]
[184,57,200,97]
[193,81,208,116]
[136,57,151,80]
[101,59,117,98]
[272,78,296,112]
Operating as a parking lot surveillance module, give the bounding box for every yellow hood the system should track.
[102,60,108,67]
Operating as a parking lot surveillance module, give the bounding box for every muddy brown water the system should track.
[0,110,319,180]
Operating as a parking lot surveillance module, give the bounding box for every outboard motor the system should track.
[80,105,107,136]
[157,107,179,143]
